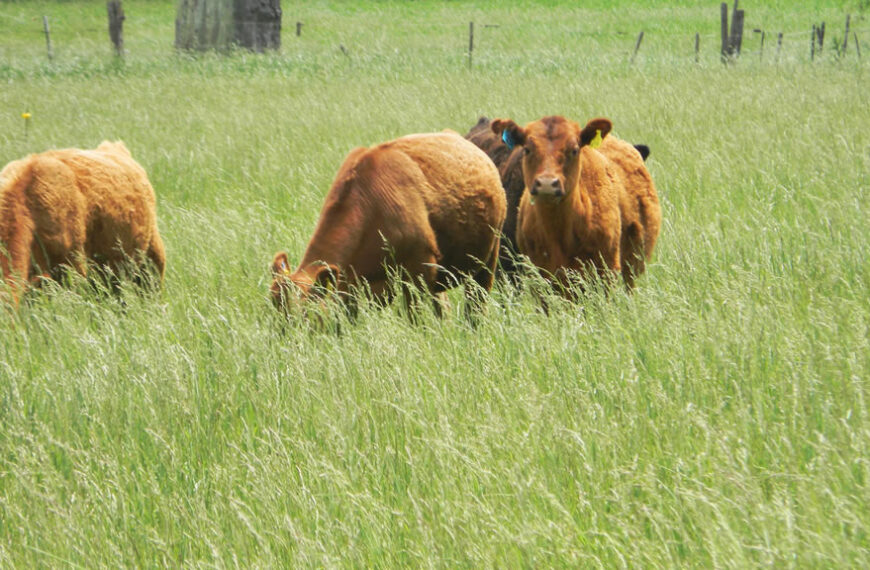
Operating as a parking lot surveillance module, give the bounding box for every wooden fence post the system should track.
[107,0,125,57]
[818,22,825,54]
[296,21,302,36]
[729,9,745,56]
[720,2,744,62]
[843,14,850,54]
[631,31,644,63]
[760,30,765,60]
[43,16,53,61]
[854,32,861,59]
[811,25,816,61]
[729,0,740,57]
[468,21,474,69]
[776,32,782,61]
[695,32,700,63]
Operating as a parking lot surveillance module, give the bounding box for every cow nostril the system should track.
[554,189,564,197]
[530,187,539,196]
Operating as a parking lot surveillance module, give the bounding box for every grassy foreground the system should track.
[1,0,869,566]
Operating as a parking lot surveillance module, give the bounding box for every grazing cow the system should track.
[466,116,656,282]
[0,141,165,307]
[489,115,660,292]
[270,131,506,316]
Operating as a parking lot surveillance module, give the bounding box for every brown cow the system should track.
[0,141,165,307]
[466,116,653,281]
[270,131,506,316]
[490,115,660,292]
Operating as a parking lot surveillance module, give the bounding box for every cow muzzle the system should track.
[531,176,564,198]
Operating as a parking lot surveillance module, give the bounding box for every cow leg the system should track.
[464,237,500,320]
[620,222,645,291]
[29,234,55,287]
[400,251,441,321]
[1,225,34,309]
[146,232,166,281]
[133,232,166,290]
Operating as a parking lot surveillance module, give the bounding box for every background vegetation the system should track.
[1,0,868,566]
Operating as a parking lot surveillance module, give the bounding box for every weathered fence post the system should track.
[468,21,474,69]
[776,32,783,61]
[855,32,861,59]
[842,14,850,54]
[107,0,125,57]
[695,32,700,63]
[811,25,816,61]
[818,22,825,54]
[631,31,644,63]
[296,21,302,36]
[42,16,53,61]
[720,2,744,62]
[729,9,745,56]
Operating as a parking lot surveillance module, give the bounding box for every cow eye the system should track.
[569,147,580,157]
[523,146,532,156]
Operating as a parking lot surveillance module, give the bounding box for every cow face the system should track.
[270,252,340,311]
[492,116,612,201]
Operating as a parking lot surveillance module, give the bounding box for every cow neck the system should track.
[298,191,364,273]
[530,178,591,239]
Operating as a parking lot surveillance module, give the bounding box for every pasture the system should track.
[1,0,868,566]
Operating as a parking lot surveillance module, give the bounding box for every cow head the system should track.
[491,116,612,201]
[270,252,340,311]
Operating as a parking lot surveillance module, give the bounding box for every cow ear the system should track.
[491,118,527,150]
[271,252,292,276]
[311,263,340,295]
[580,118,613,148]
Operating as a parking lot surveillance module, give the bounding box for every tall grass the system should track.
[1,0,868,566]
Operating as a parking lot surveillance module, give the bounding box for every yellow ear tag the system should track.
[590,129,603,149]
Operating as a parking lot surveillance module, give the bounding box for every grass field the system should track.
[1,0,869,566]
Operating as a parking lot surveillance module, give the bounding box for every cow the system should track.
[488,115,660,293]
[270,131,507,318]
[465,117,526,277]
[466,116,655,282]
[0,141,165,308]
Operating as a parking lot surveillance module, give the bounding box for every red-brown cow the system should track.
[466,116,652,281]
[490,115,660,292]
[270,131,506,316]
[0,141,165,308]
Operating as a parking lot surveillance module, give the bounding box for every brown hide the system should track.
[598,135,661,287]
[490,115,661,292]
[0,141,165,307]
[271,131,506,311]
[464,117,525,276]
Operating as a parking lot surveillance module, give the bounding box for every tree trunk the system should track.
[175,0,280,51]
[234,0,281,52]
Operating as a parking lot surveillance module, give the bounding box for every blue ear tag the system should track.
[502,129,515,150]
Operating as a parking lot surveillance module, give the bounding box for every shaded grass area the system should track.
[1,0,869,566]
